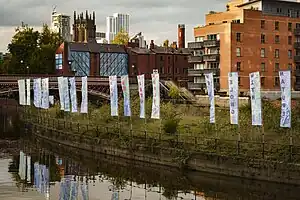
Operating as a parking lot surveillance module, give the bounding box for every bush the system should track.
[162,102,181,134]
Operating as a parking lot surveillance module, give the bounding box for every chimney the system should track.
[150,40,154,49]
[178,24,185,48]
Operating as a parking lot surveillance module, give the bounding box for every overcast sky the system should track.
[0,0,227,52]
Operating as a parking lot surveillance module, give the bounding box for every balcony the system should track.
[203,54,220,62]
[294,55,300,62]
[294,42,300,49]
[294,28,300,35]
[203,40,220,47]
[188,56,203,63]
[188,68,220,76]
[188,82,206,90]
[188,41,204,49]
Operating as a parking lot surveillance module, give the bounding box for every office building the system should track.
[96,32,108,44]
[106,13,130,43]
[188,0,300,94]
[130,32,146,48]
[51,9,71,42]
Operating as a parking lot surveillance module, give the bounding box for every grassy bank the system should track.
[25,97,300,145]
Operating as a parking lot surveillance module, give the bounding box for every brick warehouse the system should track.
[188,0,300,94]
[55,41,192,86]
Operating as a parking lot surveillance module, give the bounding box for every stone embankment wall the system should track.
[29,123,300,185]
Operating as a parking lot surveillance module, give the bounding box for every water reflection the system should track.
[5,138,300,200]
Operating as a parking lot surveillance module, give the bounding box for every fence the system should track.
[17,107,300,164]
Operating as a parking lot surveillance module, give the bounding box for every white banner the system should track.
[63,77,70,112]
[228,72,239,124]
[249,72,262,126]
[57,77,65,110]
[18,80,26,105]
[33,78,42,108]
[151,73,160,119]
[121,75,131,116]
[109,75,118,116]
[26,79,30,105]
[137,74,145,118]
[27,155,31,183]
[41,78,49,109]
[279,71,291,128]
[205,73,215,123]
[80,76,88,113]
[69,77,78,113]
[49,95,54,105]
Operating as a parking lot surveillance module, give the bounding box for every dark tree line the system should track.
[0,22,63,74]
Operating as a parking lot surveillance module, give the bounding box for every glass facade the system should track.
[70,51,90,76]
[55,54,63,70]
[100,53,128,76]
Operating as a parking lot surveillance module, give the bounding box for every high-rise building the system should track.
[106,13,130,43]
[72,11,96,43]
[187,0,300,94]
[51,9,71,42]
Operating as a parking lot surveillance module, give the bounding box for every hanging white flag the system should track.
[279,71,291,128]
[151,73,160,119]
[121,75,131,116]
[228,72,239,124]
[18,80,26,105]
[137,74,145,118]
[41,78,49,109]
[33,78,42,108]
[69,77,78,113]
[205,73,215,123]
[57,77,65,110]
[63,77,70,112]
[249,72,262,126]
[109,75,118,116]
[27,155,31,183]
[49,96,54,105]
[26,79,30,105]
[80,76,88,113]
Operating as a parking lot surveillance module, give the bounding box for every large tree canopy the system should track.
[112,29,130,45]
[5,23,63,74]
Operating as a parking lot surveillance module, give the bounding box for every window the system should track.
[275,35,280,43]
[288,23,292,31]
[237,62,241,71]
[275,63,280,71]
[297,23,300,28]
[275,77,280,86]
[288,9,292,17]
[236,33,241,42]
[261,20,265,29]
[288,63,292,70]
[275,49,279,58]
[288,50,292,59]
[261,77,265,86]
[288,36,292,45]
[160,56,163,61]
[277,8,282,13]
[236,47,241,57]
[261,62,266,72]
[275,21,279,30]
[261,48,266,57]
[261,34,265,44]
[238,77,241,85]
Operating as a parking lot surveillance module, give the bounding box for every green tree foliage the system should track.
[5,23,63,74]
[112,29,129,45]
[168,86,181,99]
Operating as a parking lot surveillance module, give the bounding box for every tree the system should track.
[6,23,63,74]
[112,29,129,45]
[163,39,169,47]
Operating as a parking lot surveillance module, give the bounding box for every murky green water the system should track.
[0,136,299,200]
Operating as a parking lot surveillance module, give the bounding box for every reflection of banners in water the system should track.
[18,151,26,180]
[26,156,31,183]
[81,181,89,200]
[34,162,39,190]
[64,175,73,199]
[70,180,79,200]
[111,191,119,200]
[59,178,66,200]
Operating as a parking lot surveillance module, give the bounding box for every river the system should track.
[0,134,299,200]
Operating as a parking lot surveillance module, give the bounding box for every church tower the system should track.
[73,10,96,42]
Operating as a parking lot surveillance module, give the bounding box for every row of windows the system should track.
[236,33,299,45]
[260,20,300,30]
[235,47,293,59]
[237,76,285,87]
[236,62,292,72]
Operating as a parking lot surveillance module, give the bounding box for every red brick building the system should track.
[127,40,191,86]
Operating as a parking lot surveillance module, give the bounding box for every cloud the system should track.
[0,0,226,52]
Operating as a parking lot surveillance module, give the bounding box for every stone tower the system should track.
[73,10,96,42]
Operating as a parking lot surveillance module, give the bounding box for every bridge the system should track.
[0,75,195,101]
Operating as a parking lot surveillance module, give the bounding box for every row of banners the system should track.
[18,70,291,128]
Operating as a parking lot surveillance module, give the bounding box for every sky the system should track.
[0,0,227,52]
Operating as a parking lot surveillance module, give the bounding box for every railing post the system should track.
[289,135,293,162]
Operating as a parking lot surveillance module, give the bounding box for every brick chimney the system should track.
[150,40,154,49]
[178,24,185,48]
